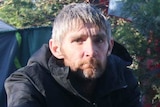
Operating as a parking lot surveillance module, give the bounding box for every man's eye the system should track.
[75,38,83,44]
[95,38,104,43]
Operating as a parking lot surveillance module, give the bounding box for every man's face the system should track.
[59,23,112,79]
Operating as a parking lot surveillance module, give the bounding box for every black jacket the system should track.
[5,44,142,107]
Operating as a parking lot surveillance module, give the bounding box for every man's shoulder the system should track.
[6,62,51,88]
[5,62,56,95]
[13,62,48,76]
[108,54,131,66]
[107,55,138,88]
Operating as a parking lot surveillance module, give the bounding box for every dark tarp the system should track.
[0,26,52,107]
[0,31,18,107]
[0,20,16,32]
[17,27,52,66]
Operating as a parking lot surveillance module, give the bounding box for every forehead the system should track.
[68,21,104,35]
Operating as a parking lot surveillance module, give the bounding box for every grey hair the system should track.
[52,3,111,44]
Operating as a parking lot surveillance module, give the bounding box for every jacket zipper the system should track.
[92,102,97,107]
[67,80,98,107]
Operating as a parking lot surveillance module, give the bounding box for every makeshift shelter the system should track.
[0,20,16,32]
[0,27,52,107]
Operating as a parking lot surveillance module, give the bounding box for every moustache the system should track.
[79,58,99,69]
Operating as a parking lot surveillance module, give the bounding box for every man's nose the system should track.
[83,40,97,57]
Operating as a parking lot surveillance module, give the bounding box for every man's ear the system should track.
[49,39,64,59]
[107,39,114,56]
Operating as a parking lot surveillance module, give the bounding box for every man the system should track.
[5,3,142,107]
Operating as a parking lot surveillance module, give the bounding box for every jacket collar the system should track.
[48,55,128,99]
[94,55,128,98]
[28,44,128,99]
[48,56,92,103]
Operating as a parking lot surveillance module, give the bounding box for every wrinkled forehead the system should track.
[67,19,101,32]
[63,19,108,41]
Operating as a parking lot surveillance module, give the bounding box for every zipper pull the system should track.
[92,102,97,107]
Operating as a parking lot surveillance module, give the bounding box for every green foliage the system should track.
[110,18,148,75]
[122,0,160,38]
[0,0,83,28]
[111,18,147,56]
[112,0,160,106]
